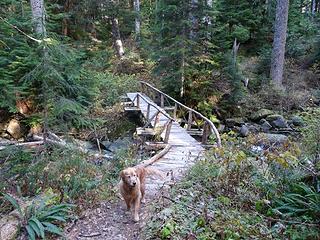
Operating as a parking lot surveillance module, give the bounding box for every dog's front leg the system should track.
[124,197,131,211]
[132,198,140,222]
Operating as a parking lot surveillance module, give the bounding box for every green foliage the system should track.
[273,182,320,220]
[223,53,247,105]
[0,0,38,111]
[143,133,320,239]
[4,194,73,239]
[286,0,319,58]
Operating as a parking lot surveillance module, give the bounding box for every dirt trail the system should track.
[65,180,166,240]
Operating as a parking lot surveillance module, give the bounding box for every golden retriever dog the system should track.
[119,166,163,222]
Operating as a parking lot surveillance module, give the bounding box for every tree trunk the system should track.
[133,0,141,41]
[62,0,70,36]
[30,0,46,37]
[111,17,125,58]
[270,0,289,87]
[189,0,198,40]
[312,0,316,14]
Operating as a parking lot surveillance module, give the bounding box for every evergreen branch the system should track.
[0,16,42,43]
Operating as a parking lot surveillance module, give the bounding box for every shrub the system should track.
[4,194,74,239]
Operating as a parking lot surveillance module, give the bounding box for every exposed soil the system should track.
[65,183,164,240]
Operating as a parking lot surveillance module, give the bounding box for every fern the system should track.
[3,194,74,239]
[273,182,320,220]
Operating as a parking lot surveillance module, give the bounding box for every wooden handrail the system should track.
[132,92,175,121]
[139,81,221,147]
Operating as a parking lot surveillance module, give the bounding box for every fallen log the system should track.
[138,144,171,167]
[0,141,44,151]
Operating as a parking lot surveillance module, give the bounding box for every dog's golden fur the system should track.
[119,166,163,222]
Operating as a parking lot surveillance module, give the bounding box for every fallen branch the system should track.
[33,134,89,154]
[0,141,44,151]
[137,144,171,167]
[79,232,102,238]
[258,214,320,227]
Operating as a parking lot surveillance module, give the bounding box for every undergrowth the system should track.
[143,132,320,240]
[0,144,139,217]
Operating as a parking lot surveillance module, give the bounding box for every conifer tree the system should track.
[270,0,289,87]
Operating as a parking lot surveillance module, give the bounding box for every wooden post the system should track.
[154,111,160,127]
[160,94,164,108]
[202,122,210,144]
[136,94,140,108]
[173,103,177,120]
[187,110,193,130]
[164,120,173,143]
[144,110,158,128]
[146,104,150,120]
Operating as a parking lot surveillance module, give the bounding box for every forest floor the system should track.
[65,180,162,240]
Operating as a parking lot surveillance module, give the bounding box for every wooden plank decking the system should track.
[127,93,204,196]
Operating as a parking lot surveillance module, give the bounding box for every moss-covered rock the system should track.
[250,109,274,121]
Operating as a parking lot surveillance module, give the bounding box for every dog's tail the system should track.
[141,167,165,179]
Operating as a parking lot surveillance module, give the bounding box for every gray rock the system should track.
[248,124,261,133]
[261,120,272,132]
[250,109,274,121]
[291,116,304,126]
[108,137,132,152]
[239,125,249,137]
[259,133,288,145]
[266,115,288,129]
[225,118,245,127]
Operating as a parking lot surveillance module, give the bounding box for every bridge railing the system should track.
[131,92,174,144]
[139,81,221,147]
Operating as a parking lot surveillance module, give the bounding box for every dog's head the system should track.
[120,167,139,187]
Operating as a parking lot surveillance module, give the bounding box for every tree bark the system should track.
[189,0,198,40]
[270,0,289,87]
[133,0,141,41]
[111,17,125,58]
[312,0,316,14]
[30,0,46,37]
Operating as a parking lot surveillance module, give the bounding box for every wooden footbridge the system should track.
[124,81,221,193]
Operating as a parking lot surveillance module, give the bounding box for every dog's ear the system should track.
[135,167,143,178]
[120,170,125,179]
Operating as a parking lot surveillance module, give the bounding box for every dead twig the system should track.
[258,214,320,227]
[162,195,202,214]
[79,232,102,238]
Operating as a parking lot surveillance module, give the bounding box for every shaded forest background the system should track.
[0,0,320,239]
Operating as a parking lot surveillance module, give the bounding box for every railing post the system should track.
[154,111,160,128]
[146,103,150,120]
[160,94,164,108]
[173,103,177,120]
[164,120,173,143]
[202,122,210,144]
[136,94,140,108]
[187,110,193,130]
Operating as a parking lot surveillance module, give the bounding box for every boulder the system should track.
[258,133,289,145]
[291,116,304,126]
[266,115,288,129]
[250,109,274,121]
[239,125,249,137]
[225,118,245,128]
[6,119,23,139]
[247,124,261,133]
[260,119,272,132]
[0,215,20,240]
